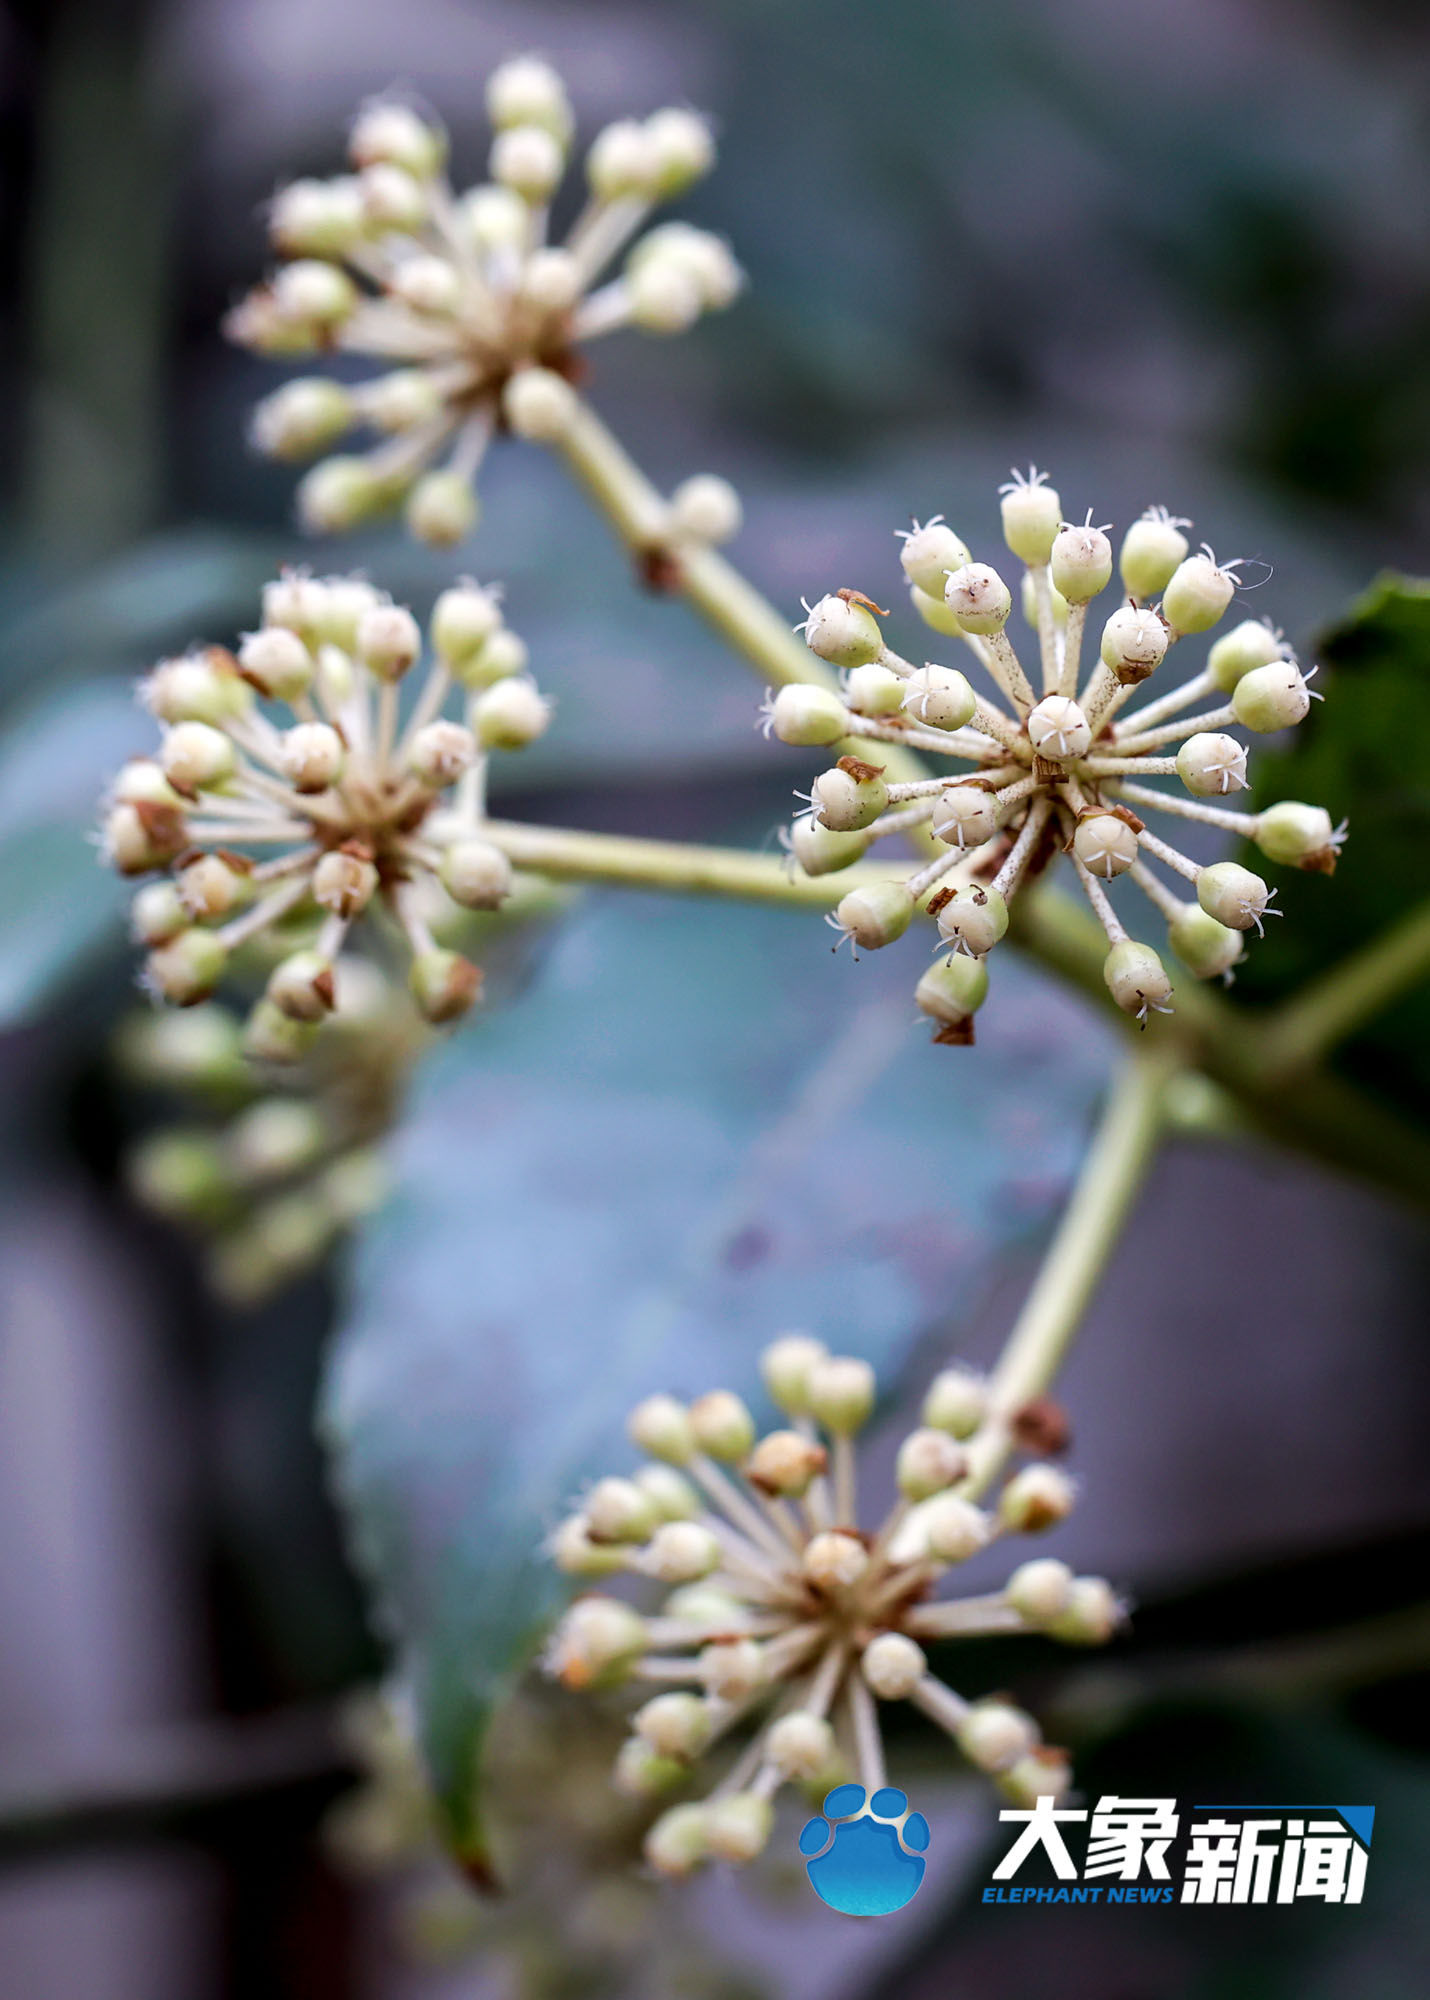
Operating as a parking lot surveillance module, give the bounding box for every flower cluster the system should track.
[100,572,548,1045]
[229,60,741,546]
[544,1336,1118,1878]
[765,474,1343,1038]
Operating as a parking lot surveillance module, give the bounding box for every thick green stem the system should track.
[962,1050,1173,1499]
[1264,896,1430,1077]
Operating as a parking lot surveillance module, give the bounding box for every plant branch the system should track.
[1262,895,1430,1078]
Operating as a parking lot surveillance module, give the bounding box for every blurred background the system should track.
[1,0,1429,1995]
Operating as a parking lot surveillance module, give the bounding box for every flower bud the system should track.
[251,378,353,462]
[409,720,477,788]
[430,582,503,665]
[177,853,245,921]
[1047,1575,1123,1645]
[387,254,460,318]
[409,947,482,1024]
[271,259,357,330]
[161,721,237,795]
[1102,940,1173,1020]
[361,368,445,433]
[1099,606,1167,684]
[279,721,345,792]
[548,1596,646,1689]
[914,955,989,1039]
[644,1521,721,1583]
[644,108,715,195]
[932,784,998,851]
[957,1701,1037,1772]
[1197,860,1272,933]
[1050,522,1113,604]
[998,1748,1072,1804]
[768,1711,837,1780]
[896,1426,967,1500]
[807,1355,875,1434]
[349,100,446,179]
[1207,618,1284,692]
[1027,695,1091,761]
[440,839,512,911]
[1255,800,1340,872]
[585,1475,657,1545]
[634,1692,713,1761]
[665,1583,744,1626]
[832,882,914,951]
[907,585,959,635]
[491,123,565,201]
[614,1736,686,1797]
[241,999,318,1064]
[627,1393,696,1464]
[765,684,849,747]
[670,474,741,545]
[269,177,366,258]
[296,456,387,535]
[522,247,582,310]
[1119,510,1189,601]
[112,757,186,808]
[1000,477,1062,564]
[1006,1556,1075,1625]
[127,1129,230,1221]
[1168,903,1243,980]
[688,1390,755,1461]
[920,1493,991,1562]
[634,1464,700,1521]
[746,1429,826,1498]
[502,365,577,441]
[586,118,659,200]
[313,849,378,918]
[899,521,971,597]
[268,949,336,1023]
[627,256,703,333]
[358,161,428,234]
[130,880,189,946]
[843,663,905,717]
[935,885,1008,958]
[460,629,528,691]
[700,1638,765,1702]
[802,1530,869,1591]
[1021,571,1069,631]
[486,56,572,140]
[787,817,869,876]
[356,602,421,681]
[237,625,314,701]
[861,1632,927,1699]
[550,1515,626,1578]
[406,471,479,548]
[811,760,888,832]
[704,1793,773,1865]
[922,1365,986,1437]
[145,652,253,728]
[229,1098,327,1183]
[146,929,228,1006]
[944,562,1011,635]
[1232,661,1313,732]
[1176,732,1247,796]
[998,1463,1077,1532]
[1162,553,1236,636]
[644,1803,708,1877]
[900,664,976,732]
[760,1333,829,1415]
[469,677,551,750]
[801,592,884,668]
[1073,813,1139,879]
[105,802,184,874]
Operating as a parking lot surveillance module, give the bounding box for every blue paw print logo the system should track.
[798,1783,930,1915]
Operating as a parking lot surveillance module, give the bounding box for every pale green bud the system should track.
[146,929,228,1005]
[1119,510,1189,602]
[669,473,742,545]
[486,56,573,141]
[585,1475,657,1545]
[643,1803,708,1877]
[271,258,357,330]
[296,456,388,536]
[1050,521,1113,604]
[469,677,551,750]
[935,884,1008,957]
[634,1465,700,1521]
[268,950,336,1023]
[806,1354,876,1434]
[491,123,565,202]
[801,592,885,667]
[759,1333,829,1415]
[250,378,353,461]
[842,663,906,716]
[229,1098,327,1183]
[550,1515,626,1578]
[409,948,482,1024]
[614,1737,685,1797]
[944,562,1012,635]
[1103,939,1173,1020]
[440,839,512,911]
[627,1393,696,1464]
[349,100,446,179]
[786,816,870,876]
[909,583,963,635]
[129,881,191,947]
[644,108,716,195]
[704,1793,773,1865]
[1162,553,1235,636]
[998,1463,1077,1532]
[634,1691,713,1761]
[128,1129,230,1222]
[900,664,976,732]
[1047,1575,1123,1645]
[920,1493,991,1562]
[765,683,849,747]
[1232,661,1314,732]
[502,365,577,441]
[160,721,238,795]
[922,1365,987,1437]
[586,118,660,201]
[958,1701,1038,1772]
[359,161,429,233]
[832,881,914,950]
[1168,902,1244,980]
[241,998,319,1064]
[899,521,971,597]
[811,760,889,832]
[1021,570,1069,631]
[406,471,479,549]
[1197,860,1273,933]
[269,177,366,258]
[1207,618,1284,693]
[914,955,989,1042]
[688,1390,755,1461]
[999,475,1062,564]
[1254,800,1341,871]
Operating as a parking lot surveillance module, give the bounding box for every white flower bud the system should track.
[349,100,446,179]
[861,1632,927,1699]
[1168,903,1244,980]
[1027,694,1091,761]
[999,1749,1072,1804]
[161,721,238,794]
[144,653,250,727]
[958,1701,1038,1772]
[634,1691,713,1761]
[406,471,479,550]
[269,177,366,258]
[634,224,741,310]
[1119,510,1190,601]
[787,816,869,876]
[1103,940,1173,1020]
[1197,860,1272,932]
[389,253,461,317]
[548,1596,646,1688]
[177,853,244,921]
[491,123,565,201]
[746,1429,826,1498]
[914,956,989,1038]
[645,1521,722,1583]
[360,161,428,233]
[1162,553,1236,636]
[843,663,905,716]
[627,256,703,333]
[670,473,742,545]
[627,1393,696,1464]
[313,849,378,919]
[688,1390,755,1461]
[1232,661,1313,732]
[802,1530,869,1591]
[430,581,503,665]
[704,1793,773,1865]
[586,118,660,200]
[832,881,914,951]
[614,1736,685,1797]
[807,1355,876,1434]
[1208,618,1285,693]
[921,1493,991,1562]
[260,571,328,639]
[896,1426,967,1500]
[999,1463,1077,1532]
[1073,812,1139,879]
[250,378,353,462]
[1048,1575,1123,1645]
[700,1638,765,1702]
[1176,732,1248,796]
[644,1802,708,1877]
[145,930,228,1006]
[901,664,976,732]
[130,881,188,946]
[502,365,577,441]
[459,182,526,252]
[520,246,583,314]
[550,1516,625,1577]
[1050,521,1113,604]
[296,456,386,535]
[1255,800,1340,871]
[944,562,1012,635]
[765,683,849,747]
[922,1365,986,1437]
[408,720,477,788]
[811,760,889,832]
[665,1583,744,1626]
[440,838,512,911]
[932,783,999,850]
[801,592,884,667]
[460,629,528,690]
[237,626,313,701]
[935,885,1008,958]
[268,949,336,1023]
[768,1711,837,1780]
[112,757,185,808]
[760,1333,829,1414]
[634,1464,700,1521]
[1099,606,1168,685]
[229,1099,326,1183]
[272,259,357,330]
[240,998,317,1065]
[1000,475,1062,564]
[486,56,572,140]
[1006,1556,1076,1625]
[278,721,344,792]
[584,1475,656,1546]
[355,602,421,682]
[1021,569,1070,631]
[644,108,716,194]
[469,677,551,750]
[409,948,482,1024]
[899,521,971,597]
[105,800,185,875]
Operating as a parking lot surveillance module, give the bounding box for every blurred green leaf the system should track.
[321,890,1114,1872]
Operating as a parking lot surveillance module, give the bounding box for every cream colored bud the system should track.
[765,684,849,747]
[896,1426,967,1500]
[130,881,188,946]
[1197,860,1272,932]
[469,677,551,750]
[586,118,659,200]
[520,247,582,314]
[802,1530,869,1591]
[1073,812,1139,879]
[914,956,989,1036]
[634,1464,699,1521]
[296,456,386,535]
[502,365,577,441]
[1163,553,1236,636]
[1176,732,1248,795]
[1027,694,1091,760]
[958,1701,1038,1772]
[145,930,228,1006]
[278,721,344,792]
[843,663,905,716]
[922,1493,991,1562]
[861,1632,927,1699]
[645,108,716,194]
[746,1429,826,1498]
[644,1521,721,1583]
[1000,476,1062,563]
[944,562,1012,634]
[670,473,742,545]
[250,378,353,462]
[999,1748,1073,1804]
[409,948,482,1024]
[1048,1575,1122,1645]
[1050,521,1113,603]
[935,885,1008,958]
[900,664,976,732]
[550,1516,625,1578]
[998,1463,1077,1532]
[1169,902,1244,980]
[767,1711,837,1780]
[272,259,357,329]
[1119,510,1190,601]
[704,1793,772,1865]
[931,783,999,850]
[177,853,244,921]
[759,1333,829,1414]
[700,1639,765,1702]
[1006,1556,1076,1625]
[634,1691,713,1761]
[267,950,336,1023]
[349,101,446,179]
[313,850,377,919]
[627,1393,695,1464]
[833,882,914,951]
[1099,605,1167,684]
[688,1390,755,1461]
[807,1355,876,1434]
[408,720,477,787]
[407,471,480,549]
[360,162,428,233]
[269,177,365,258]
[1232,661,1313,732]
[237,625,314,700]
[801,592,884,667]
[485,56,572,140]
[440,839,512,911]
[811,762,888,832]
[613,1736,685,1797]
[491,123,565,201]
[899,521,971,596]
[1208,619,1284,693]
[1255,800,1339,871]
[548,1596,646,1688]
[584,1475,656,1545]
[787,816,870,877]
[644,1803,708,1877]
[161,721,237,794]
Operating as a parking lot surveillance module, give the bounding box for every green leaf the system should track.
[321,891,1114,1874]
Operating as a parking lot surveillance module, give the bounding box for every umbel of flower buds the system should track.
[766,471,1342,1035]
[543,1334,1121,1878]
[229,60,741,548]
[99,573,552,1043]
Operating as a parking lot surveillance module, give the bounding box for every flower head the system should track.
[543,1336,1119,1877]
[228,61,739,546]
[768,481,1343,1036]
[100,572,547,1041]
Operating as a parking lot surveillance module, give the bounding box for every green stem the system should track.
[962,1049,1173,1500]
[1264,895,1430,1077]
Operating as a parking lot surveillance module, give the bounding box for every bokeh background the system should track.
[1,0,1429,1996]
